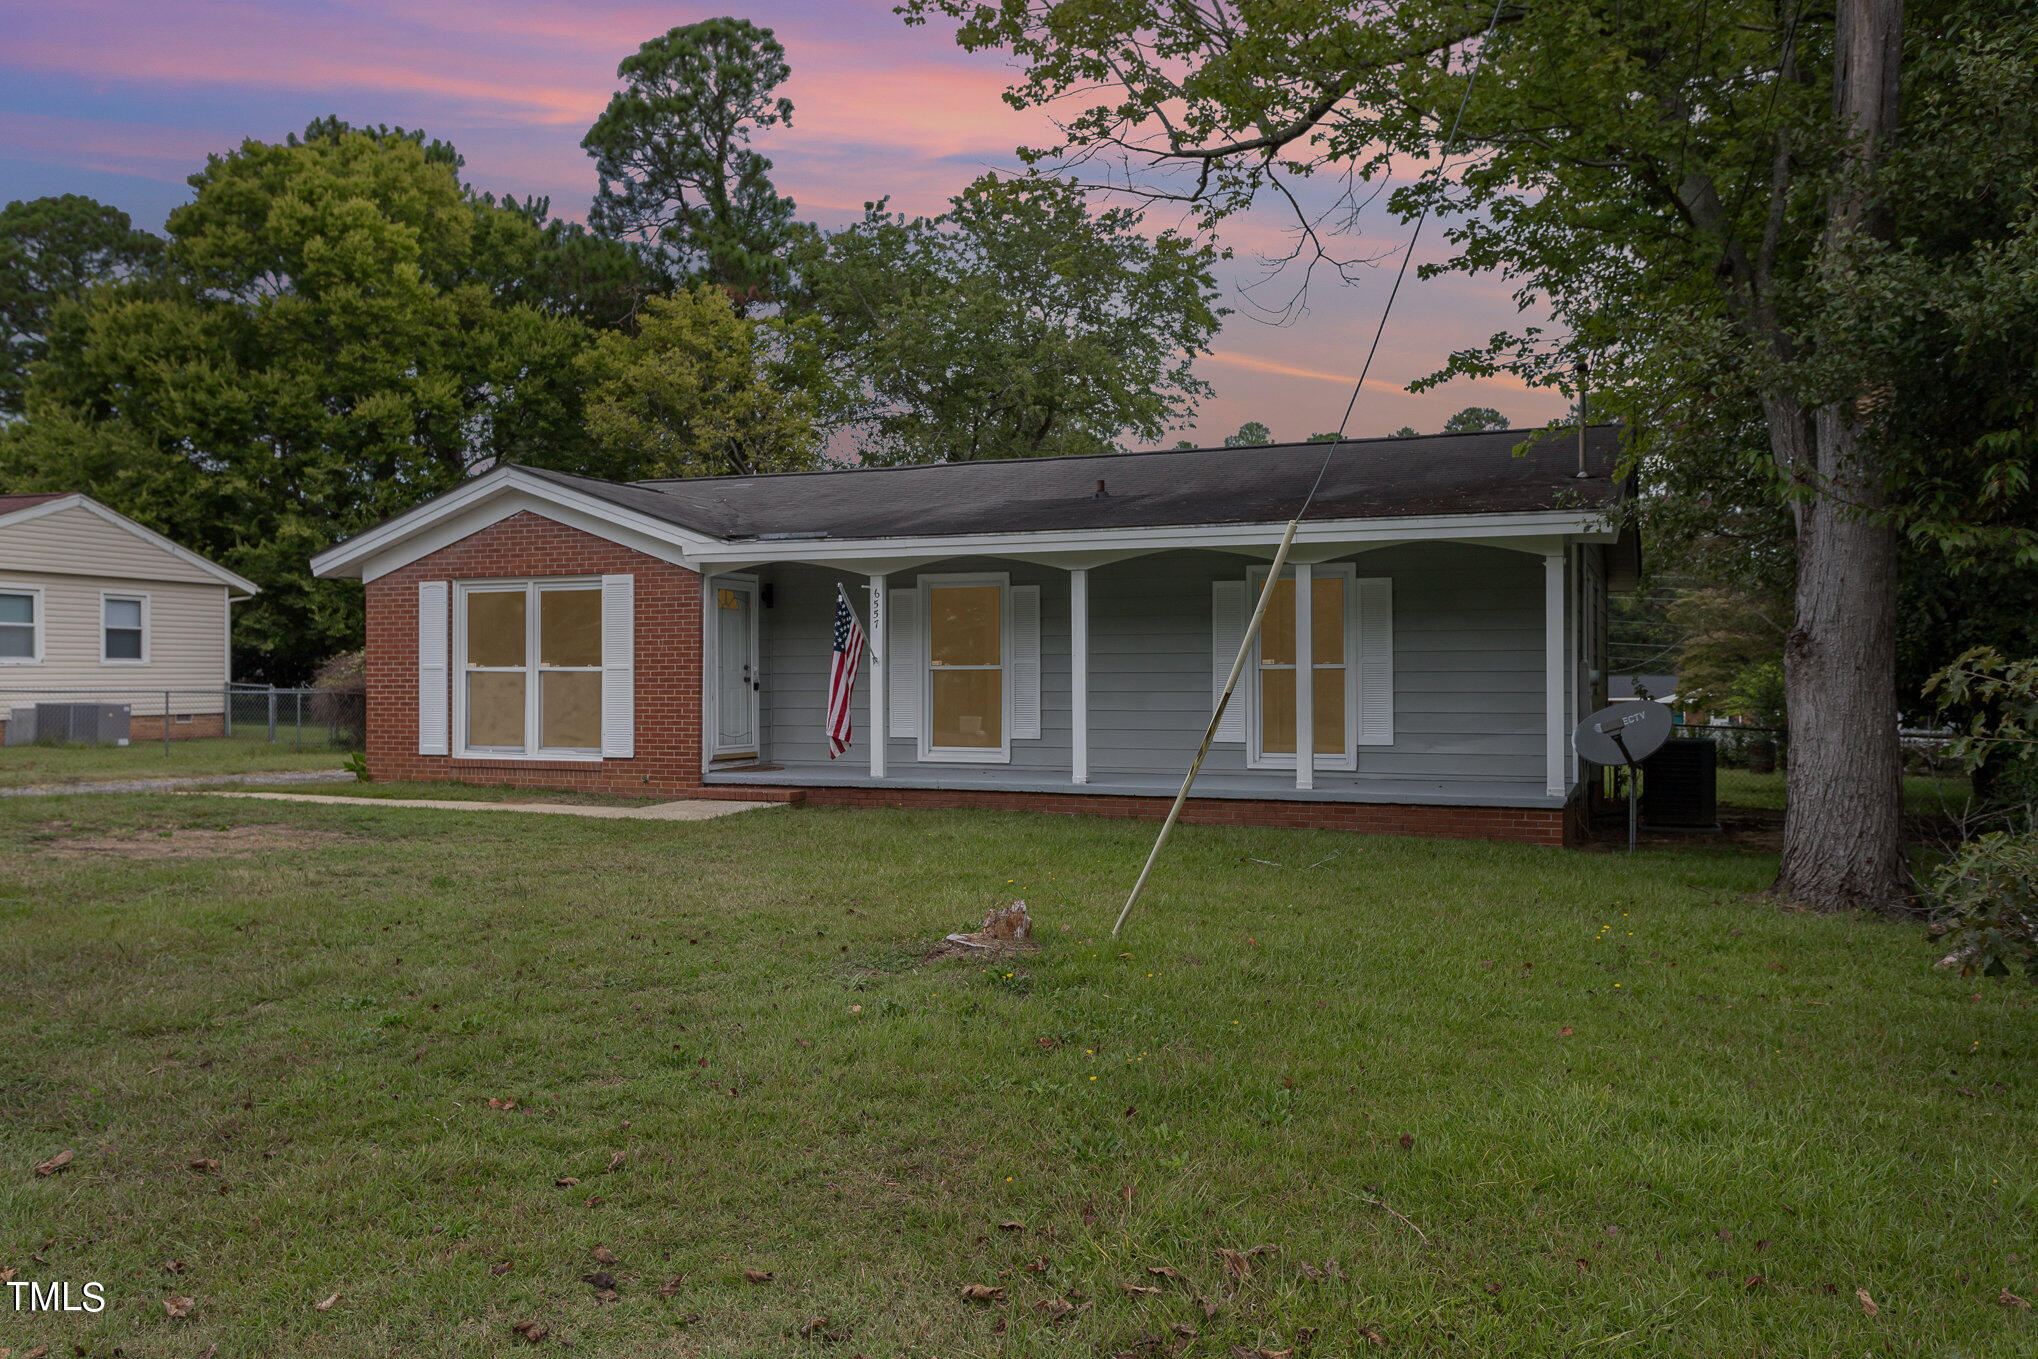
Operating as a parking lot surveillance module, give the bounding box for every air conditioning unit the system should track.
[1641,738,1718,830]
[30,702,133,746]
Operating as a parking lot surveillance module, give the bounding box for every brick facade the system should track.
[361,510,1571,844]
[365,511,707,796]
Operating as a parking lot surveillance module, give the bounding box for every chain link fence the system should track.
[0,685,364,756]
[1593,723,1973,821]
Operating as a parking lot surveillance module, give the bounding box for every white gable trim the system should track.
[0,494,259,595]
[309,467,721,582]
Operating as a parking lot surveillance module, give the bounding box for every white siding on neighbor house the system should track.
[732,543,1554,792]
[0,503,236,716]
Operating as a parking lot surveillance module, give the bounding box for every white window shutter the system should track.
[1356,576,1394,745]
[601,573,635,758]
[417,580,448,756]
[1210,580,1247,743]
[1011,584,1040,739]
[887,587,919,738]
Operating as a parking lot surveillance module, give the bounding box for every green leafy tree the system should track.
[1390,426,1419,438]
[791,174,1220,462]
[580,284,825,479]
[0,195,161,414]
[2,124,589,682]
[902,0,2038,913]
[1442,406,1508,434]
[1224,421,1274,447]
[582,17,797,304]
[1306,431,1341,443]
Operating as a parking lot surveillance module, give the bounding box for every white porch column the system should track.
[1544,551,1566,798]
[867,573,887,780]
[1294,563,1313,791]
[1070,568,1089,784]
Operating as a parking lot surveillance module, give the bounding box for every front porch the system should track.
[698,535,1604,823]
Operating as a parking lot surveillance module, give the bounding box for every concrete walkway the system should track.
[190,790,780,821]
[0,769,356,798]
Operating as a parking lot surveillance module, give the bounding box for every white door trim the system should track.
[711,574,761,759]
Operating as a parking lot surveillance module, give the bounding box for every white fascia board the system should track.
[310,468,718,581]
[0,493,261,595]
[685,509,1617,565]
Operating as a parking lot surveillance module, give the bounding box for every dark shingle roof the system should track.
[0,492,70,515]
[518,426,1624,542]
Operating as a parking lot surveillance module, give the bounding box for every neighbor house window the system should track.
[1250,566,1356,770]
[102,594,146,662]
[0,590,38,663]
[459,581,603,756]
[922,574,1007,761]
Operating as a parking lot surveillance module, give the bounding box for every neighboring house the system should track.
[0,493,258,740]
[311,428,1636,844]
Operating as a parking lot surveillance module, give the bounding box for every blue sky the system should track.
[0,0,1565,446]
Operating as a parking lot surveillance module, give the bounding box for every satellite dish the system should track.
[1573,701,1673,768]
[1571,701,1674,854]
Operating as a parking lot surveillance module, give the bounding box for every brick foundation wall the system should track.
[785,784,1573,845]
[364,511,706,795]
[130,713,225,741]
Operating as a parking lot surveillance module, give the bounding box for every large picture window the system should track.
[459,581,604,756]
[0,589,39,663]
[1249,565,1357,770]
[922,574,1008,762]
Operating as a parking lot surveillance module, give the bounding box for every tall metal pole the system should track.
[1113,519,1301,938]
[163,691,171,755]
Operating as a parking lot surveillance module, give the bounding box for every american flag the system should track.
[826,588,866,758]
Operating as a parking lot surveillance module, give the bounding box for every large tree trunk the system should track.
[1773,0,1910,913]
[1776,406,1909,912]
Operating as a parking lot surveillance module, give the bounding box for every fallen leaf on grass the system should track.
[1217,1249,1250,1283]
[313,1291,340,1312]
[1397,1133,1414,1149]
[2000,1288,2032,1310]
[490,1261,512,1276]
[0,1266,12,1283]
[487,1097,517,1111]
[1297,1261,1321,1282]
[163,1295,195,1319]
[1857,1287,1879,1316]
[554,1177,580,1188]
[26,1346,51,1359]
[1121,1183,1135,1205]
[1558,1026,1574,1037]
[1744,1275,1765,1290]
[742,1269,774,1285]
[188,1157,220,1174]
[1170,1323,1198,1340]
[1484,1282,1503,1295]
[958,1283,1006,1302]
[1122,1283,1163,1297]
[1259,1349,1292,1359]
[1359,1325,1387,1346]
[581,1271,617,1292]
[606,1150,627,1173]
[510,1318,549,1344]
[1037,1297,1091,1327]
[996,1221,1024,1232]
[1022,1257,1049,1273]
[161,1259,186,1274]
[591,1247,619,1265]
[32,1149,72,1177]
[592,1288,620,1303]
[1196,1294,1221,1319]
[798,1314,834,1338]
[1145,1266,1185,1282]
[658,1277,685,1298]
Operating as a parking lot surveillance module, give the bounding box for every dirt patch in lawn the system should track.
[36,822,354,860]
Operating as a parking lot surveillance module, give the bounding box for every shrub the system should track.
[1926,831,2038,980]
[310,650,367,750]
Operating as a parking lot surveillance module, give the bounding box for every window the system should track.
[102,594,146,662]
[0,589,38,663]
[1249,565,1357,770]
[922,574,1008,762]
[459,581,604,756]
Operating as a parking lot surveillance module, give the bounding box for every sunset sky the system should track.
[0,0,1567,447]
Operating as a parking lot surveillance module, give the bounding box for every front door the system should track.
[712,579,759,758]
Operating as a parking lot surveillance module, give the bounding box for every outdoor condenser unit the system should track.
[1640,738,1719,830]
[29,702,133,746]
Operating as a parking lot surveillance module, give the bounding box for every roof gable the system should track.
[0,495,258,594]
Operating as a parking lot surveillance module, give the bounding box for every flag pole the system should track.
[1112,517,1300,939]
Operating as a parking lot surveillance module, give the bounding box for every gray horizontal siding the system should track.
[743,542,1553,792]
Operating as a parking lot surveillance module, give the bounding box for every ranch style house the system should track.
[309,427,1635,843]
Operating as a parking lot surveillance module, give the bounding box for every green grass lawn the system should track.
[1678,768,1972,816]
[1,798,2031,1356]
[0,735,348,787]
